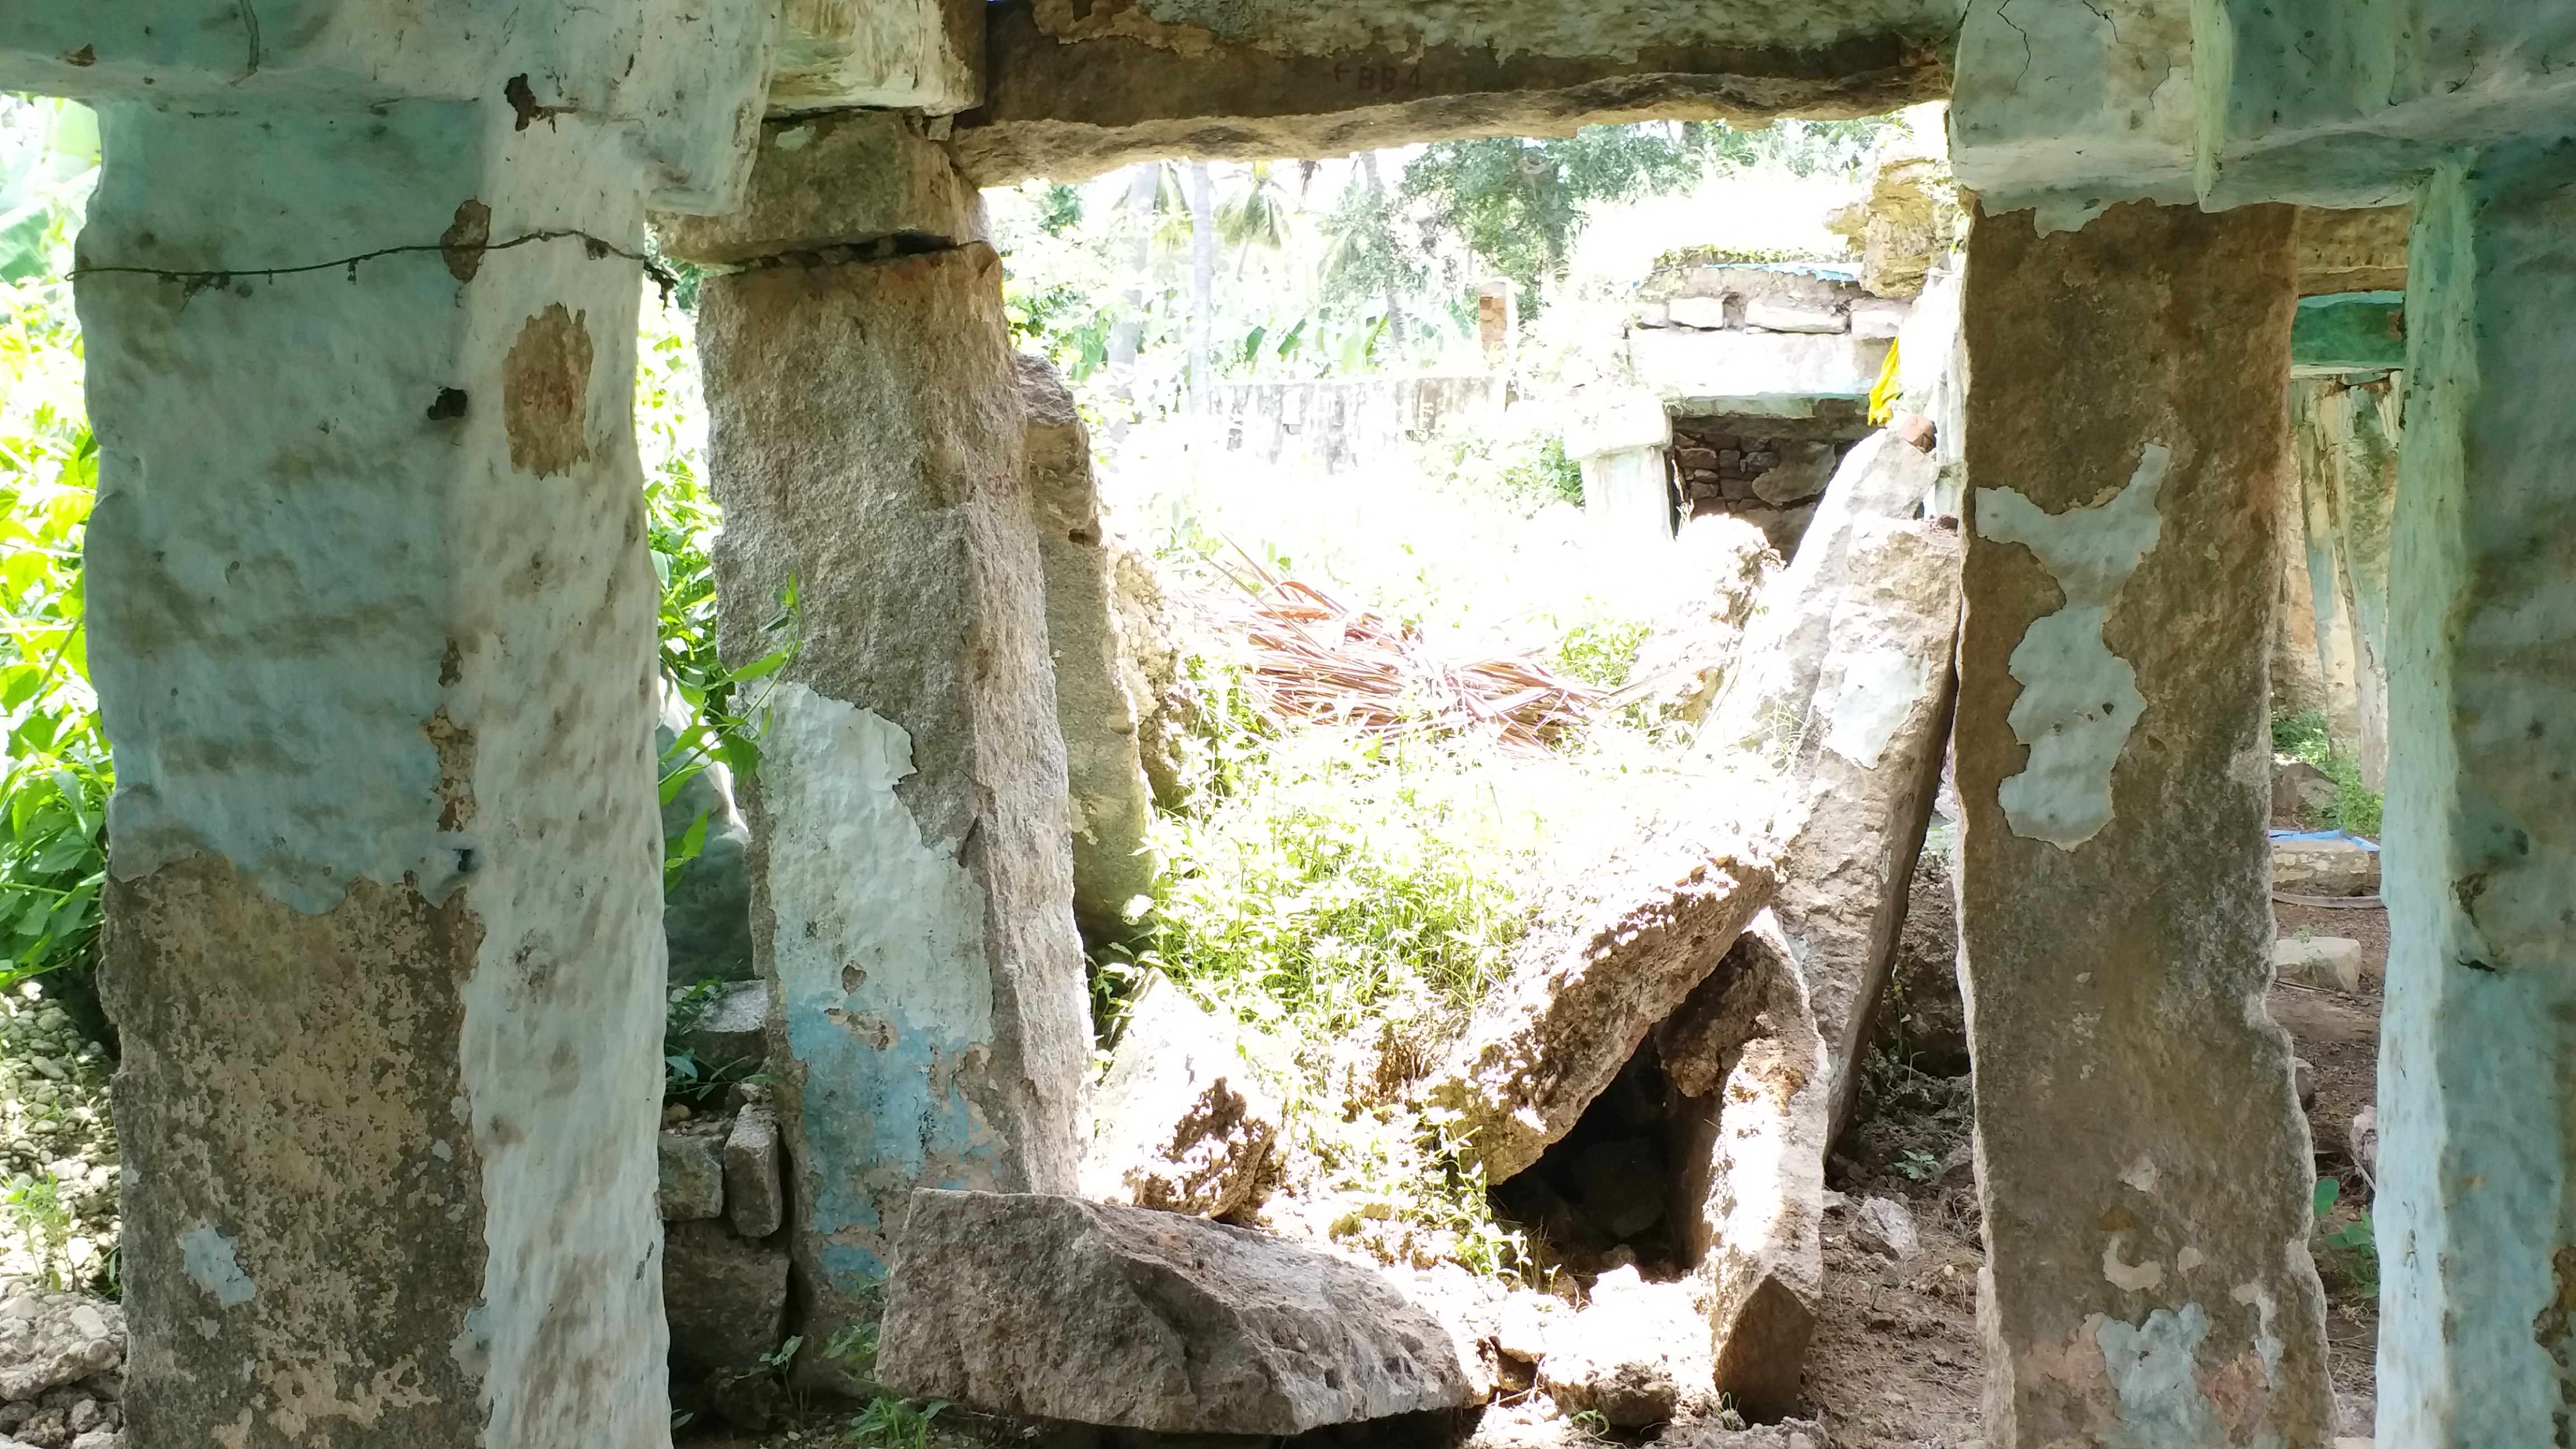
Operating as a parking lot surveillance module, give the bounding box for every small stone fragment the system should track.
[877,1190,1480,1436]
[723,1105,785,1240]
[1850,1196,1920,1260]
[2272,761,2339,824]
[675,979,768,1076]
[1080,972,1284,1219]
[0,1291,123,1404]
[658,1121,727,1222]
[1535,1267,1711,1428]
[2293,1056,2319,1110]
[2272,936,2364,994]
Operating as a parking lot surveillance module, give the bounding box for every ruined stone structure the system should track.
[6,1,2574,1445]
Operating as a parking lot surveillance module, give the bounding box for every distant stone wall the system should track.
[1209,375,1507,475]
[1671,410,1876,557]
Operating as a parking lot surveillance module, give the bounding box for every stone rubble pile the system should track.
[655,981,793,1391]
[896,419,1963,1444]
[0,1289,125,1449]
[0,993,117,1290]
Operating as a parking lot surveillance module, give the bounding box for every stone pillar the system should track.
[1954,201,2332,1448]
[1020,356,1159,945]
[80,98,684,1446]
[675,113,1091,1365]
[2291,380,2368,754]
[2377,138,2576,1448]
[2321,377,2400,793]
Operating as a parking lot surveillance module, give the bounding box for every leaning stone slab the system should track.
[1762,518,1963,1140]
[1662,913,1827,1422]
[1426,814,1777,1182]
[1021,354,1159,940]
[877,1190,1480,1435]
[2272,936,2365,994]
[1079,972,1284,1219]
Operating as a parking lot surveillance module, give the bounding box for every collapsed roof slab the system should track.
[950,0,1959,186]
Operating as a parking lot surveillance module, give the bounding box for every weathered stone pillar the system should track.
[73,85,752,1445]
[2376,137,2576,1447]
[673,112,1091,1363]
[1954,201,2332,1448]
[1020,356,1159,944]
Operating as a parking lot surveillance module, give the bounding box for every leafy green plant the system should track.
[2312,1177,2379,1298]
[2,1171,70,1289]
[846,1395,949,1449]
[1898,1149,1940,1183]
[1555,619,1650,692]
[2271,708,2384,838]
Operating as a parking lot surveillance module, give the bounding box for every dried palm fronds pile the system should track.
[1210,555,1599,749]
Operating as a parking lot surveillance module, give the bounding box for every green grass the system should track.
[2271,709,2384,839]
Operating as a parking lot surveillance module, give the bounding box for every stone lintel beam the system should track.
[654,110,984,267]
[0,0,770,212]
[1955,200,2333,1447]
[772,0,984,116]
[83,97,681,1446]
[2296,205,2409,297]
[696,224,1091,1374]
[2378,135,2576,1447]
[2195,4,2576,209]
[953,0,1950,186]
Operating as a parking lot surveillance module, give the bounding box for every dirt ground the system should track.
[1798,891,2389,1447]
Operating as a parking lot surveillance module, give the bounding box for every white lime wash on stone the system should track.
[1975,443,2168,850]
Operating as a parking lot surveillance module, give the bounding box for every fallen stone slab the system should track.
[2273,935,2365,993]
[2272,837,2379,896]
[1425,815,1777,1183]
[1849,1197,1920,1261]
[1756,517,1962,1140]
[1080,972,1284,1219]
[1534,1267,1712,1428]
[877,1190,1480,1436]
[1662,913,1827,1422]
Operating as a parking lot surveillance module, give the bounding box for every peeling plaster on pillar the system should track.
[1955,201,2329,1449]
[693,209,1091,1375]
[1976,443,2167,850]
[80,93,690,1449]
[2376,138,2576,1449]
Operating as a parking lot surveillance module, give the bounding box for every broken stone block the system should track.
[1625,517,1778,725]
[2293,1057,2319,1110]
[660,1121,728,1221]
[1634,302,1671,329]
[660,702,759,987]
[1750,442,1838,506]
[1425,817,1777,1182]
[1663,1420,1827,1449]
[1743,299,1846,334]
[1703,430,1940,759]
[675,978,769,1077]
[877,1190,1481,1435]
[1021,354,1161,940]
[663,1221,791,1380]
[1080,972,1284,1218]
[2272,837,2379,896]
[725,1105,787,1240]
[1110,550,1204,813]
[1534,1267,1710,1428]
[1850,1196,1920,1260]
[1662,913,1827,1422]
[2272,760,2339,823]
[2274,935,2365,993]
